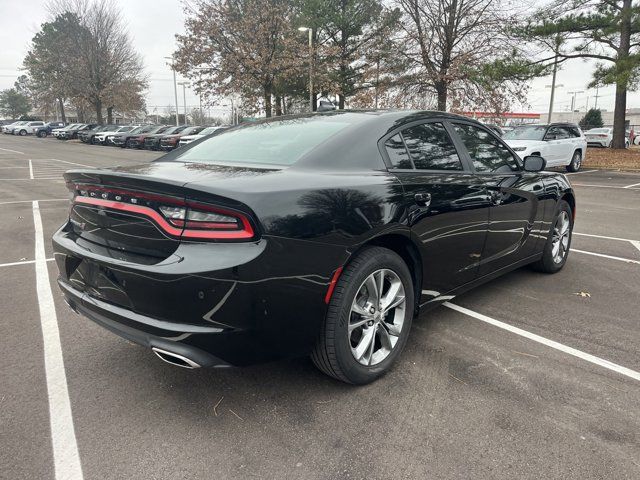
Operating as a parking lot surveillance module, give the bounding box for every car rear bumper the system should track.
[60,279,231,368]
[52,223,344,367]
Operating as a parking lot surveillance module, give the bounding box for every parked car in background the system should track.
[2,121,28,134]
[584,127,629,148]
[53,123,79,138]
[484,124,504,137]
[35,122,66,137]
[144,125,187,150]
[111,125,164,148]
[159,126,206,151]
[53,111,575,384]
[79,125,116,143]
[178,126,228,147]
[503,123,587,172]
[93,125,135,145]
[58,124,99,140]
[12,121,45,136]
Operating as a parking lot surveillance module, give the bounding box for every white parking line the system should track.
[566,169,598,175]
[49,158,92,168]
[0,198,68,205]
[624,182,640,189]
[0,146,24,154]
[574,232,640,253]
[572,248,640,265]
[571,183,640,190]
[444,302,640,383]
[0,177,64,181]
[0,258,54,268]
[29,159,34,179]
[32,201,84,480]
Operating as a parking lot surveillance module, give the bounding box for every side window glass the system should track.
[400,122,462,170]
[384,134,413,169]
[453,123,520,173]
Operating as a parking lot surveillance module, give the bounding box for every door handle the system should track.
[414,192,431,207]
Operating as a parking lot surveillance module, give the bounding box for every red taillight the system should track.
[71,184,255,240]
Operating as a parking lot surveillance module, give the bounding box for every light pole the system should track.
[178,81,189,125]
[164,56,180,126]
[298,27,314,112]
[567,90,584,122]
[545,83,564,123]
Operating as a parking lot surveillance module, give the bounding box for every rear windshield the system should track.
[175,117,352,166]
[503,125,546,141]
[587,128,610,133]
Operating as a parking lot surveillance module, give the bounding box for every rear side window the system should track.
[386,122,462,171]
[384,134,412,169]
[453,123,520,173]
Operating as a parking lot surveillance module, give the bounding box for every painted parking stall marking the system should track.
[444,302,640,383]
[574,231,640,253]
[32,200,84,480]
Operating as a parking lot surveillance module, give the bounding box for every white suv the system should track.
[13,121,45,136]
[503,123,587,172]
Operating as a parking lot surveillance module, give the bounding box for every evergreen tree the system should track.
[579,109,604,130]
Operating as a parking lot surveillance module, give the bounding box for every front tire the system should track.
[19,129,27,136]
[311,247,414,384]
[531,200,572,273]
[566,150,582,172]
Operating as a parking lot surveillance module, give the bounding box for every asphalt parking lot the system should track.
[1,134,639,480]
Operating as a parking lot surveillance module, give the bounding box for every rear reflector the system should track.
[324,266,344,304]
[71,184,255,241]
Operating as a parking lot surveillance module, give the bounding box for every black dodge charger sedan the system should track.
[53,111,574,384]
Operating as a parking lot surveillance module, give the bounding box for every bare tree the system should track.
[395,0,528,112]
[175,0,304,117]
[45,0,148,123]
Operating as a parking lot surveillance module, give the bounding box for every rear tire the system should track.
[19,129,27,136]
[566,151,582,172]
[531,200,572,273]
[37,131,46,138]
[311,247,414,384]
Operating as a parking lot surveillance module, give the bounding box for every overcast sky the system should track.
[0,0,637,117]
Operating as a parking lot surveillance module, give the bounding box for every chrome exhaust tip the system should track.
[151,347,201,369]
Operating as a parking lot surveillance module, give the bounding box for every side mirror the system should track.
[523,155,546,172]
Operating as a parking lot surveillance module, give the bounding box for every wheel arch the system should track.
[348,232,423,314]
[561,190,576,220]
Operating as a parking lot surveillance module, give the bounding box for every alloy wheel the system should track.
[551,211,570,263]
[348,269,406,366]
[572,152,581,170]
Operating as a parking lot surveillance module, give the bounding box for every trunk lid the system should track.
[63,161,266,260]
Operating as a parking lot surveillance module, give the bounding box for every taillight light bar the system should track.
[70,184,255,240]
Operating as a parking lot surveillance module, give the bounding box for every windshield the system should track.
[198,126,222,136]
[503,125,546,141]
[587,128,610,134]
[116,126,133,132]
[175,117,352,166]
[162,126,186,135]
[180,126,205,136]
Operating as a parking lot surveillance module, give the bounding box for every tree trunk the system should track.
[435,81,447,111]
[263,83,272,118]
[338,94,345,109]
[312,91,317,112]
[275,96,282,116]
[58,98,66,123]
[95,98,103,124]
[107,106,113,124]
[612,0,632,149]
